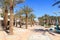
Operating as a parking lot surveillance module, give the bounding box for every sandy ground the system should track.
[0,25,60,40]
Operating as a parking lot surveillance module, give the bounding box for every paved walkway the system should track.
[28,34,51,40]
[27,25,51,40]
[0,25,60,40]
[27,25,60,40]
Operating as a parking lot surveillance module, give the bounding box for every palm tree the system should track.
[29,13,36,27]
[22,6,33,29]
[0,0,10,31]
[9,0,25,35]
[21,16,26,25]
[9,0,14,34]
[16,9,24,28]
[38,17,44,26]
[3,0,9,31]
[14,14,18,27]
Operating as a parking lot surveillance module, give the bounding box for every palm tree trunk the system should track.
[32,19,34,26]
[4,7,8,30]
[16,20,17,27]
[31,17,32,27]
[15,18,17,27]
[0,19,3,30]
[9,0,13,35]
[20,16,22,28]
[26,14,28,29]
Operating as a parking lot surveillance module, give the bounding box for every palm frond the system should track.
[14,0,25,5]
[52,1,60,6]
[22,5,33,14]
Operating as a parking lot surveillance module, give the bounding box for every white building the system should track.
[0,8,10,27]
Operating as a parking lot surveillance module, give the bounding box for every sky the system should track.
[14,0,60,21]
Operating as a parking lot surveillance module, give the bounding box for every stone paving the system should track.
[28,34,51,40]
[0,25,60,40]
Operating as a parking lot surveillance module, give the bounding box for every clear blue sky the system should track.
[14,0,60,20]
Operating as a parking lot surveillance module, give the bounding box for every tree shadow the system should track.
[32,28,56,36]
[5,30,9,34]
[48,31,56,36]
[3,27,10,34]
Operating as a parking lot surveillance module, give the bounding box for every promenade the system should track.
[0,25,60,40]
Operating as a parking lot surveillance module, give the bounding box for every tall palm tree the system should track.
[21,16,26,25]
[29,13,36,27]
[14,13,19,27]
[3,0,9,30]
[19,10,24,28]
[22,6,33,29]
[0,0,9,30]
[9,0,25,35]
[9,0,14,35]
[38,17,44,25]
[16,9,24,28]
